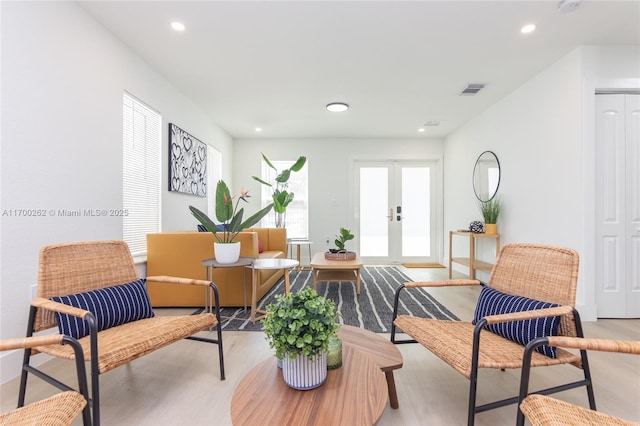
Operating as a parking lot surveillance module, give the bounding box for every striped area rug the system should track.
[219,266,458,332]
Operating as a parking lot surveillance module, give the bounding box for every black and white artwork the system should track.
[169,123,207,196]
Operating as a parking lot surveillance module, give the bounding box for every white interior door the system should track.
[356,161,438,264]
[595,93,640,318]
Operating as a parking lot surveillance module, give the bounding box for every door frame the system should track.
[349,155,444,265]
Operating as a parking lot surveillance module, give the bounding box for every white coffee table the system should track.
[248,258,299,323]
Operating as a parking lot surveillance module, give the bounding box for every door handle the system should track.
[387,208,393,222]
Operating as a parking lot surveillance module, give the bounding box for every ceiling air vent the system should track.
[459,83,486,96]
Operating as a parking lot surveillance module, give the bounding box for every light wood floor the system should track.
[2,267,639,425]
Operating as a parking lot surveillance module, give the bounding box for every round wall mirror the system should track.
[473,151,501,202]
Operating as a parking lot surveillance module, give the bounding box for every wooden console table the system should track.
[449,231,500,279]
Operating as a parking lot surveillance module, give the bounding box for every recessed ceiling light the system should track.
[326,102,349,112]
[255,127,262,132]
[521,24,536,34]
[171,22,186,31]
[418,128,426,133]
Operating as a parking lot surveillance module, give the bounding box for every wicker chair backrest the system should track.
[486,243,580,337]
[35,240,139,332]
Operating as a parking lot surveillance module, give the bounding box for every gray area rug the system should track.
[219,266,458,332]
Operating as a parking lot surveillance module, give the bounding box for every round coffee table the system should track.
[230,344,387,426]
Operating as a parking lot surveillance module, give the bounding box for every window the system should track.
[260,159,308,239]
[122,93,161,256]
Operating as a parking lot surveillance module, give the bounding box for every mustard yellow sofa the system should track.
[146,228,287,307]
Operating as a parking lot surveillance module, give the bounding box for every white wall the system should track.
[0,1,232,382]
[233,138,444,254]
[444,45,640,320]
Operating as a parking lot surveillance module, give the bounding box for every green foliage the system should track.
[334,227,354,251]
[189,180,273,243]
[252,153,307,214]
[263,287,339,360]
[479,196,502,224]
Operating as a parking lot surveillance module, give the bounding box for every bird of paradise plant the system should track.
[190,180,273,243]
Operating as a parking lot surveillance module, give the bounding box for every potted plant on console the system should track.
[325,227,356,260]
[190,180,273,264]
[263,287,340,390]
[479,196,502,235]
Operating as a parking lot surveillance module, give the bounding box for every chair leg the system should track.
[18,306,38,408]
[467,320,487,426]
[573,311,596,410]
[210,282,226,380]
[390,284,404,343]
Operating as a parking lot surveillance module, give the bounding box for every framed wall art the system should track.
[168,123,207,196]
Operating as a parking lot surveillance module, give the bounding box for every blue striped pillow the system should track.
[472,286,561,358]
[51,279,154,339]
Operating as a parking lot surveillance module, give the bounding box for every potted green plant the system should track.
[326,227,356,260]
[252,153,307,228]
[190,180,273,263]
[478,196,502,235]
[263,287,340,390]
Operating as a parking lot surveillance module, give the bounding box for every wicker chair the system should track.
[18,240,225,426]
[518,336,640,426]
[391,243,592,426]
[1,335,91,426]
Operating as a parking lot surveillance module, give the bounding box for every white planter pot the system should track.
[214,242,241,264]
[282,352,327,390]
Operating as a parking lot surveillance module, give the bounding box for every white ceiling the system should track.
[80,1,640,139]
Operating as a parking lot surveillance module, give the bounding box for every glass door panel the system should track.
[359,167,389,257]
[401,166,430,257]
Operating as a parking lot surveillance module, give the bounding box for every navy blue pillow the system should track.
[197,224,227,232]
[51,279,154,339]
[472,286,561,358]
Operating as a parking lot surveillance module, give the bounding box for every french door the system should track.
[355,161,439,264]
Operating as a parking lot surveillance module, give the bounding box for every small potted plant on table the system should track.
[263,287,340,390]
[478,196,502,235]
[325,227,356,260]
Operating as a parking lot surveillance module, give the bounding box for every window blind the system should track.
[122,93,161,256]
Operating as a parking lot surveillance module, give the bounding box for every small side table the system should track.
[287,239,313,271]
[247,258,299,323]
[202,257,253,312]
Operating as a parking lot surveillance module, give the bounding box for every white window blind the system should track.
[260,160,308,239]
[122,93,161,256]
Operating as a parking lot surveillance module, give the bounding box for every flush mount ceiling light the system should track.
[558,0,581,13]
[171,22,186,31]
[255,127,262,132]
[326,102,349,112]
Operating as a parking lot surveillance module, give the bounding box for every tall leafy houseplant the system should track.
[252,153,307,228]
[190,180,273,243]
